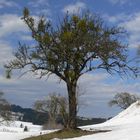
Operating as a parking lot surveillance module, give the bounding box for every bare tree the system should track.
[109,92,139,109]
[34,93,59,128]
[57,95,69,128]
[34,93,69,129]
[5,8,138,129]
[0,91,11,123]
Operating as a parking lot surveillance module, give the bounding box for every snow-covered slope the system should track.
[1,101,140,140]
[67,101,140,140]
[103,100,140,126]
[0,120,51,140]
[0,120,42,132]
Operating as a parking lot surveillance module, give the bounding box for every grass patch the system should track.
[23,128,110,140]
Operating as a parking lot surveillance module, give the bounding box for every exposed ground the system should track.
[23,128,109,140]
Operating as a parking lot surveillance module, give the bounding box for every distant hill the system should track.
[11,104,48,125]
[10,104,107,126]
[77,117,106,126]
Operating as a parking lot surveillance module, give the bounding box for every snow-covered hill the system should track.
[69,100,140,140]
[0,120,51,140]
[1,101,140,140]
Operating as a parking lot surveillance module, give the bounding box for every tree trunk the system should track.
[66,81,77,129]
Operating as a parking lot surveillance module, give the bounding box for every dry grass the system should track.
[23,128,110,140]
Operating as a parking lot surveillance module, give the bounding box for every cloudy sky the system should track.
[0,0,140,118]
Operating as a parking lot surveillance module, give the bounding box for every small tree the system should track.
[34,89,83,129]
[24,126,28,132]
[20,123,23,128]
[34,93,69,129]
[57,95,69,128]
[5,8,138,129]
[109,92,139,109]
[0,91,11,123]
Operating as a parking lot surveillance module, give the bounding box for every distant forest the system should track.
[11,104,106,126]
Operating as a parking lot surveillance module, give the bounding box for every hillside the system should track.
[0,120,47,140]
[11,105,49,125]
[11,105,106,126]
[79,101,140,140]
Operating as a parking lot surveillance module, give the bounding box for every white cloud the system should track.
[78,73,108,84]
[39,9,50,15]
[0,14,28,38]
[28,0,51,18]
[20,35,33,41]
[120,13,140,48]
[0,40,14,82]
[108,0,130,5]
[0,40,14,64]
[104,12,140,48]
[0,14,41,40]
[35,9,52,19]
[62,2,86,14]
[29,0,49,8]
[121,13,140,32]
[0,0,18,8]
[79,74,140,98]
[2,73,67,107]
[103,13,132,24]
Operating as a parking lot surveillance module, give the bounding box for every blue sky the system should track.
[0,0,140,118]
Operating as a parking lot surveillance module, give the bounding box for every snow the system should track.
[0,120,54,140]
[1,101,140,140]
[68,100,140,140]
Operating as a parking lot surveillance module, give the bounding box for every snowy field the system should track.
[0,120,54,140]
[1,101,140,140]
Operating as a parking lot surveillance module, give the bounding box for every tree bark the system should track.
[66,80,77,129]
